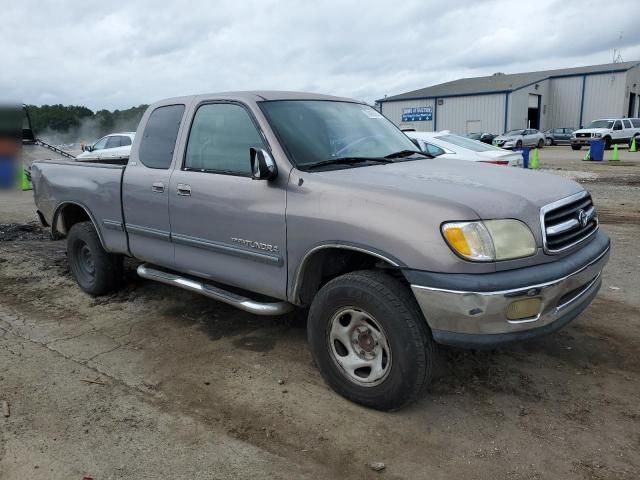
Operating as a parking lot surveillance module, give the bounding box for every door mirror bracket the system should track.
[250,148,278,180]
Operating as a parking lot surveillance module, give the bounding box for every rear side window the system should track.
[106,136,120,149]
[139,104,185,169]
[184,103,266,175]
[120,136,132,146]
[631,119,640,128]
[623,119,632,128]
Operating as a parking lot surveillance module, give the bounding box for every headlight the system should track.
[442,219,536,261]
[592,133,602,138]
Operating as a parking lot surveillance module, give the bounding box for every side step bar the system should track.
[137,264,294,316]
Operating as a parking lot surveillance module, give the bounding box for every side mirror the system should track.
[250,148,277,180]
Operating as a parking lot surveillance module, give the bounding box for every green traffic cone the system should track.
[631,137,637,152]
[530,148,540,169]
[583,150,590,161]
[611,144,619,161]
[20,168,32,191]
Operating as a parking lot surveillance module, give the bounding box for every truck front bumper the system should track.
[405,231,610,348]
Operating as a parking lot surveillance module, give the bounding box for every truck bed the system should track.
[31,160,129,255]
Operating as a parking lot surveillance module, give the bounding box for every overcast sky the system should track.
[4,0,640,110]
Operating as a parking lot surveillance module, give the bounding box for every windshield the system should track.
[260,100,418,169]
[434,134,502,152]
[588,120,614,129]
[505,129,524,136]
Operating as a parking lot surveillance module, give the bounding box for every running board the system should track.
[137,264,294,316]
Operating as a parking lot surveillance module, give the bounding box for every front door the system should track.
[169,102,287,300]
[122,104,186,268]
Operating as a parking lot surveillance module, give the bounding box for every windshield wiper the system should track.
[384,149,432,159]
[305,157,393,170]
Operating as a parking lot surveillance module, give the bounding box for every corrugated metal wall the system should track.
[381,66,637,134]
[548,76,583,128]
[381,94,505,134]
[507,79,550,131]
[436,94,505,134]
[581,72,626,123]
[381,99,436,132]
[624,66,640,117]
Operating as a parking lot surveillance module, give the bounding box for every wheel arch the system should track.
[290,243,405,306]
[52,201,107,250]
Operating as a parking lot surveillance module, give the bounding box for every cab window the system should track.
[139,104,185,169]
[184,103,266,175]
[613,120,623,130]
[106,136,121,149]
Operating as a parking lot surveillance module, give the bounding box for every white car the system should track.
[570,118,640,150]
[76,132,135,162]
[492,129,546,150]
[406,131,523,166]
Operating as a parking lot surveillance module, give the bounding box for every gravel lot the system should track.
[1,146,639,479]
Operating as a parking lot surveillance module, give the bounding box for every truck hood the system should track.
[573,128,609,135]
[311,158,583,221]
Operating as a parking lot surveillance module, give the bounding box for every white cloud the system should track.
[3,0,640,110]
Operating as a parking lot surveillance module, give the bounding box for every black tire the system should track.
[307,270,434,411]
[604,136,612,150]
[571,145,581,150]
[515,140,523,149]
[67,221,122,296]
[545,137,553,146]
[537,139,545,148]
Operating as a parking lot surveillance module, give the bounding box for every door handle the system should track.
[152,182,165,193]
[177,183,191,196]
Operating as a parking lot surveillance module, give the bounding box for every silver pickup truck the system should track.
[32,91,610,410]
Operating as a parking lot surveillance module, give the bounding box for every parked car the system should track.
[32,91,610,411]
[407,131,522,166]
[76,132,135,162]
[544,128,575,146]
[570,118,640,150]
[493,129,546,149]
[466,132,497,144]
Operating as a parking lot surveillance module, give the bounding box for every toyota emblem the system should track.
[578,209,588,227]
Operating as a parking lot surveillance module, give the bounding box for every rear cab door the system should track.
[122,101,189,269]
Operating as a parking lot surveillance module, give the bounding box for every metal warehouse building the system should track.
[377,61,640,135]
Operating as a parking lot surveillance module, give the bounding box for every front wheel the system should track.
[307,270,434,411]
[537,139,545,148]
[545,137,553,146]
[571,145,582,150]
[67,221,123,296]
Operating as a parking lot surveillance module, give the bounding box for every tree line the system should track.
[25,104,148,144]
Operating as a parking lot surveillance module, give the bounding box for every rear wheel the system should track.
[307,270,434,411]
[67,222,123,296]
[545,137,553,146]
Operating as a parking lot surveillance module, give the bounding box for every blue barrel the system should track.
[589,139,605,161]
[521,147,530,168]
[0,156,17,189]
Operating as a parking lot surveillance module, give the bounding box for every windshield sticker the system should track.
[362,109,383,119]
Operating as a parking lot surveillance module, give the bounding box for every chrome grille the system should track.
[576,132,591,138]
[541,191,598,253]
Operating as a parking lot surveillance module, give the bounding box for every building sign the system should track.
[401,106,433,122]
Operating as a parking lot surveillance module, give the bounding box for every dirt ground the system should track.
[1,146,639,479]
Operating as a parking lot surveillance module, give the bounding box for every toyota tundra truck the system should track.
[31,92,610,410]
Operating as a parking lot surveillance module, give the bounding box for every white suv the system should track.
[570,119,640,150]
[76,132,135,162]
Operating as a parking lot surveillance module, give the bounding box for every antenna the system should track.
[613,32,624,63]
